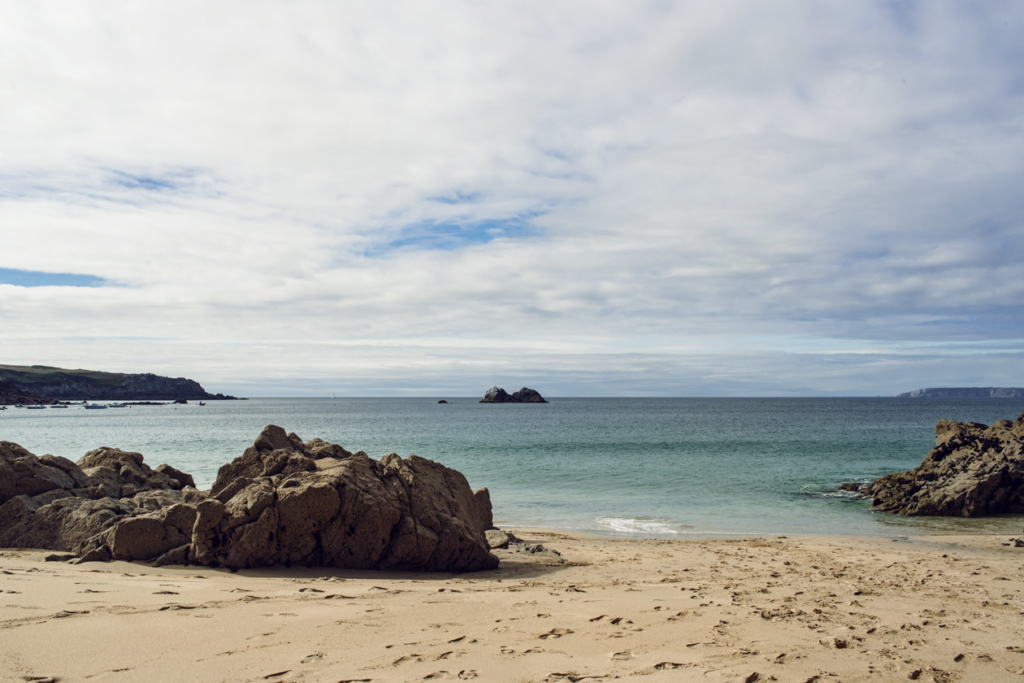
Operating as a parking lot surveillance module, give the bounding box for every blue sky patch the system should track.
[366,215,543,257]
[108,170,182,192]
[428,191,482,205]
[0,268,105,287]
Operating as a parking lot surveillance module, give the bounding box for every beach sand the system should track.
[3,530,1024,682]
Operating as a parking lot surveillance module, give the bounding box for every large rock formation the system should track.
[0,427,497,572]
[863,413,1024,516]
[480,386,548,403]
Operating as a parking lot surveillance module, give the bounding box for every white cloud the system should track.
[1,1,1023,395]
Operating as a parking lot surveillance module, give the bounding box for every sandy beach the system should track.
[4,529,1024,683]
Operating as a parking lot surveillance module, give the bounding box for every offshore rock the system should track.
[863,413,1024,516]
[0,427,497,573]
[480,386,548,403]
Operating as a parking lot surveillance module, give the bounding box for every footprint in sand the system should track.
[539,628,574,639]
[300,652,324,664]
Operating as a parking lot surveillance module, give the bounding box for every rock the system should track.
[156,463,195,489]
[511,387,547,403]
[74,546,112,563]
[209,425,315,498]
[865,413,1024,516]
[43,553,76,562]
[481,386,511,403]
[438,400,448,404]
[486,529,512,549]
[839,482,862,492]
[77,447,185,498]
[480,386,548,403]
[0,427,497,573]
[86,502,197,562]
[0,495,136,552]
[153,544,191,567]
[191,426,496,571]
[0,441,84,504]
[472,488,494,532]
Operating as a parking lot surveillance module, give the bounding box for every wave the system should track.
[595,516,694,535]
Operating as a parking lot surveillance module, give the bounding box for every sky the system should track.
[1,1,1023,397]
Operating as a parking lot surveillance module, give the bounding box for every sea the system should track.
[4,397,1024,538]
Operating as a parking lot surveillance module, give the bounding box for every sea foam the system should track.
[595,516,693,535]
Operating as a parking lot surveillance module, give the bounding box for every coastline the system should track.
[5,530,1024,682]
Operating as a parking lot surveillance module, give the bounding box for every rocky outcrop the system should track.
[480,386,548,403]
[0,364,239,401]
[0,441,194,556]
[0,426,497,572]
[862,413,1024,516]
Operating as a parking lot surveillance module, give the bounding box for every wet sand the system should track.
[3,530,1024,682]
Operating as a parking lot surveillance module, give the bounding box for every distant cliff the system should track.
[0,379,62,405]
[0,365,239,401]
[897,387,1024,398]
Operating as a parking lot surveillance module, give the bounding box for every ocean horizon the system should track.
[4,396,1024,539]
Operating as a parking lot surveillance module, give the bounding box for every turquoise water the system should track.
[4,398,1024,537]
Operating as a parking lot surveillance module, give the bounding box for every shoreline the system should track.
[5,530,1024,682]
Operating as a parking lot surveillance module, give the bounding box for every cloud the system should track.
[1,1,1023,394]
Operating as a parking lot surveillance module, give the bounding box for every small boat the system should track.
[198,401,206,406]
[49,405,68,409]
[108,403,127,408]
[26,405,47,410]
[84,403,108,410]
[14,404,26,408]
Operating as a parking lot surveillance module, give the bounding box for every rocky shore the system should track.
[0,426,497,572]
[848,412,1024,517]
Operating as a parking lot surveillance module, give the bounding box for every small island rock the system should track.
[480,386,548,403]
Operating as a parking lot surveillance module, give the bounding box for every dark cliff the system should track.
[0,379,62,405]
[0,365,239,401]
